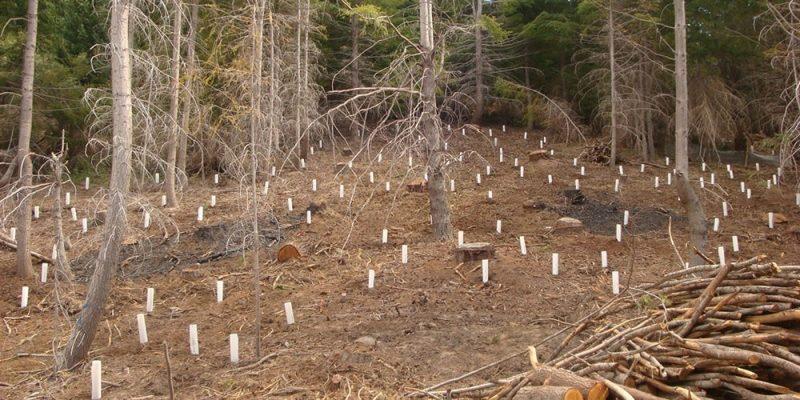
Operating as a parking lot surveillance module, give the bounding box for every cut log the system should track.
[406,179,427,193]
[513,386,584,400]
[745,309,800,324]
[454,242,495,262]
[277,244,301,262]
[0,233,54,264]
[525,366,663,400]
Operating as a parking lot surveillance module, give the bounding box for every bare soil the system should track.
[1,127,798,399]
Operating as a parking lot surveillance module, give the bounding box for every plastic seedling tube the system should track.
[740,182,745,193]
[378,153,382,163]
[580,166,585,176]
[382,229,388,244]
[524,131,528,140]
[271,166,276,176]
[300,159,306,169]
[489,129,493,136]
[408,155,413,167]
[306,210,312,224]
[82,218,88,233]
[496,220,502,234]
[486,165,491,176]
[312,179,318,191]
[21,286,29,308]
[210,195,216,207]
[91,360,101,400]
[287,198,293,211]
[493,138,498,147]
[575,180,580,190]
[718,246,726,266]
[767,180,772,190]
[450,180,455,192]
[666,157,670,166]
[539,140,543,148]
[310,147,314,155]
[612,271,620,294]
[284,302,295,325]
[401,245,408,264]
[385,182,390,191]
[713,218,719,232]
[348,161,353,169]
[155,173,160,184]
[216,280,224,303]
[34,206,39,219]
[144,212,150,229]
[514,158,519,167]
[137,313,148,344]
[520,167,525,178]
[552,253,559,276]
[710,173,716,185]
[368,173,374,184]
[768,212,774,229]
[462,128,466,135]
[10,227,15,241]
[339,184,344,198]
[655,177,659,188]
[732,236,739,252]
[368,270,375,289]
[197,207,204,222]
[550,149,554,156]
[85,177,90,190]
[487,191,493,201]
[722,202,728,217]
[728,170,734,179]
[640,164,645,173]
[614,179,620,193]
[482,259,489,283]
[702,162,707,172]
[214,174,219,184]
[747,189,751,199]
[616,224,622,242]
[502,125,506,132]
[667,173,672,185]
[796,193,800,206]
[573,158,578,167]
[548,175,553,184]
[146,288,154,313]
[457,231,464,246]
[40,263,48,284]
[71,207,77,221]
[161,195,167,206]
[519,236,527,255]
[623,210,629,226]
[601,251,608,268]
[189,324,199,355]
[699,177,705,188]
[756,162,760,171]
[619,165,624,176]
[230,334,239,364]
[476,174,481,185]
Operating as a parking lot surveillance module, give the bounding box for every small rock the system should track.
[355,335,376,348]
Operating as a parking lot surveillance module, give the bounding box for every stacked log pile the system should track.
[432,256,800,399]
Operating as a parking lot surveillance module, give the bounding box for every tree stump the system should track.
[514,386,584,400]
[454,242,495,262]
[528,150,549,161]
[406,179,427,193]
[277,244,301,262]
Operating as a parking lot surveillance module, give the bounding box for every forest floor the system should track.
[1,126,799,399]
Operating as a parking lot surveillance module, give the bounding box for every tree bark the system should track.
[420,0,451,240]
[15,0,38,278]
[608,0,618,166]
[471,0,483,124]
[350,13,361,88]
[674,0,689,175]
[676,171,706,266]
[164,0,182,207]
[514,386,584,400]
[250,0,266,359]
[59,0,134,369]
[177,1,198,181]
[52,152,73,281]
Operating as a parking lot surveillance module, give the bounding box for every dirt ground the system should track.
[2,126,799,399]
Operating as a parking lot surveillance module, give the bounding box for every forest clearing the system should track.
[2,0,800,399]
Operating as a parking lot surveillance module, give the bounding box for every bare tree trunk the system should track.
[178,1,198,181]
[608,0,618,166]
[59,0,134,369]
[250,0,266,359]
[15,0,38,278]
[164,0,183,207]
[674,0,689,175]
[676,172,706,266]
[471,0,483,124]
[420,0,451,240]
[300,0,310,159]
[52,149,73,282]
[350,13,361,88]
[524,62,533,131]
[294,0,305,162]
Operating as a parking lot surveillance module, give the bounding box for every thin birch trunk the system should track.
[15,0,38,278]
[165,0,183,207]
[59,0,134,369]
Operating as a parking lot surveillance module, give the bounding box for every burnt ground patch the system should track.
[556,190,685,235]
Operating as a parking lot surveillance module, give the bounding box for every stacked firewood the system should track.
[465,256,800,400]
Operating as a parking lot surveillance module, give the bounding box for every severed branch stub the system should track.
[454,242,495,263]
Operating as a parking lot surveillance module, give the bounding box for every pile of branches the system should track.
[423,256,800,399]
[580,141,614,164]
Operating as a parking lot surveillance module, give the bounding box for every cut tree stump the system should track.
[454,243,495,262]
[514,386,584,400]
[406,179,427,193]
[528,150,549,161]
[277,244,301,262]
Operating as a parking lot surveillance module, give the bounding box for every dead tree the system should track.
[51,145,73,282]
[420,0,452,240]
[350,12,361,88]
[250,0,266,359]
[178,1,199,179]
[607,0,618,166]
[59,0,134,369]
[471,0,483,124]
[14,0,38,278]
[674,0,689,175]
[164,0,183,207]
